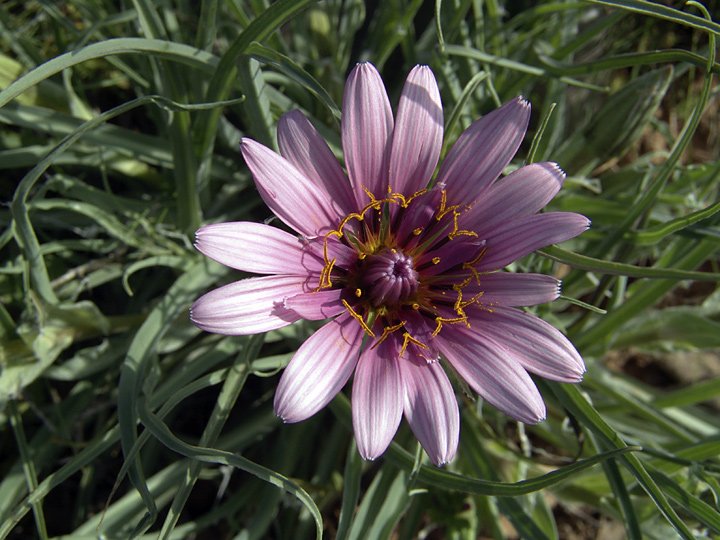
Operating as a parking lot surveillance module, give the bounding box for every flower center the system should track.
[360,248,419,308]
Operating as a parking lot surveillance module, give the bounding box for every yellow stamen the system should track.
[342,299,375,337]
[448,210,478,240]
[371,321,405,349]
[431,315,468,338]
[355,288,362,297]
[399,331,428,357]
[413,227,423,236]
[432,257,441,265]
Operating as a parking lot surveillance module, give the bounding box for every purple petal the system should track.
[469,306,585,382]
[278,110,356,216]
[437,97,531,206]
[342,63,394,205]
[437,326,547,424]
[284,289,346,320]
[274,313,364,423]
[190,275,305,335]
[352,337,404,461]
[241,138,340,237]
[389,65,443,195]
[462,272,561,307]
[399,354,459,466]
[463,162,566,231]
[195,221,323,275]
[476,212,590,272]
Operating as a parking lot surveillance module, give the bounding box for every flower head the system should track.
[190,63,588,466]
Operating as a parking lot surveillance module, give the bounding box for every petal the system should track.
[284,289,346,320]
[437,97,531,206]
[274,312,364,423]
[241,138,340,237]
[278,110,356,216]
[195,222,323,275]
[389,65,444,194]
[190,275,305,335]
[400,354,459,466]
[469,306,585,382]
[464,272,561,307]
[437,326,547,424]
[352,337,404,461]
[476,212,590,272]
[342,62,394,205]
[463,162,566,231]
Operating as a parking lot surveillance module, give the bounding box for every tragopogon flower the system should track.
[190,63,588,466]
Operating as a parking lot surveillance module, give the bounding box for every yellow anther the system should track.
[413,227,423,236]
[342,300,375,338]
[431,315,468,338]
[355,288,362,297]
[316,257,336,290]
[399,331,428,357]
[371,321,405,349]
[448,210,478,240]
[432,257,441,265]
[436,189,459,221]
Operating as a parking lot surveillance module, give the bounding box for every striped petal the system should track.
[400,354,459,466]
[241,138,340,237]
[469,306,585,382]
[274,313,364,423]
[284,289,346,320]
[190,275,305,335]
[437,97,531,206]
[278,110,356,216]
[195,221,323,275]
[466,272,561,307]
[463,162,566,231]
[389,65,444,194]
[342,62,394,205]
[352,336,404,461]
[438,329,546,424]
[476,212,590,272]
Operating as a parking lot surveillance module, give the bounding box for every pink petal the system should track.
[476,212,590,272]
[437,326,547,424]
[462,272,561,307]
[190,275,306,335]
[195,221,323,275]
[352,337,404,461]
[463,162,566,231]
[437,97,531,206]
[241,138,340,237]
[399,354,459,466]
[389,65,444,195]
[469,306,585,382]
[283,289,346,320]
[277,110,356,216]
[274,313,364,423]
[342,63,394,205]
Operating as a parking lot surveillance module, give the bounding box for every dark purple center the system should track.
[360,249,419,307]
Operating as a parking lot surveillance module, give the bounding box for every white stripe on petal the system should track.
[463,162,566,232]
[437,326,547,424]
[342,63,394,205]
[437,97,531,206]
[278,110,356,216]
[352,336,404,461]
[470,306,585,382]
[274,312,364,423]
[190,275,305,335]
[477,212,590,272]
[241,138,340,237]
[389,65,444,195]
[195,221,323,275]
[400,354,459,466]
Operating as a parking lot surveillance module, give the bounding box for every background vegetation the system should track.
[1,0,719,538]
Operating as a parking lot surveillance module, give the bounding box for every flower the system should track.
[190,62,588,466]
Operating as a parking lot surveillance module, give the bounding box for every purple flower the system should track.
[190,63,588,466]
